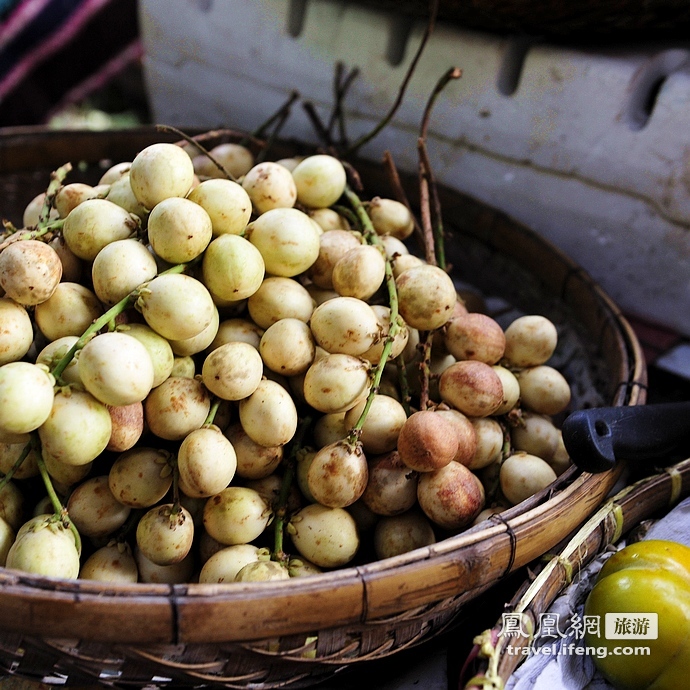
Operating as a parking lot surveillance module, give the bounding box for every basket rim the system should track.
[0,126,646,646]
[0,464,624,644]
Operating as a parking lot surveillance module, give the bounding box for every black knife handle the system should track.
[561,402,690,473]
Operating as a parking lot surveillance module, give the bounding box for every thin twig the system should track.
[182,127,265,151]
[417,330,435,411]
[157,124,237,181]
[417,151,437,266]
[382,150,411,208]
[170,454,181,510]
[255,115,292,164]
[327,62,360,148]
[420,67,462,141]
[254,90,300,140]
[344,0,439,156]
[396,353,412,416]
[302,101,335,151]
[418,67,462,271]
[418,141,442,266]
[337,67,360,147]
[382,150,426,250]
[254,91,301,162]
[342,160,364,193]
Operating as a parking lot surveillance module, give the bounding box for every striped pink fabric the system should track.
[0,0,113,99]
[45,37,143,120]
[0,0,52,50]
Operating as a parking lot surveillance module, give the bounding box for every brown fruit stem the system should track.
[169,454,182,513]
[254,91,300,163]
[344,0,439,157]
[253,90,300,140]
[418,329,435,411]
[417,151,437,268]
[396,353,412,416]
[418,68,462,272]
[158,124,238,181]
[171,126,266,153]
[302,101,335,151]
[328,62,360,148]
[382,150,425,250]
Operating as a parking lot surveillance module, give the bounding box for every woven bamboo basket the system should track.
[0,127,646,689]
[461,455,690,689]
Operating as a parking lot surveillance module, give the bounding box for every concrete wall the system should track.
[139,0,690,336]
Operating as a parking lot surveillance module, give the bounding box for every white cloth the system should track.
[505,496,690,689]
